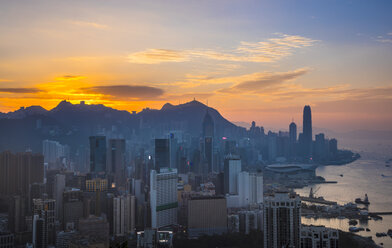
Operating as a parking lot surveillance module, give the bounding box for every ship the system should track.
[355,194,370,205]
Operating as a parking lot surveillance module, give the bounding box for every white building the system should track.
[42,140,68,168]
[150,168,178,229]
[224,155,241,194]
[264,192,301,248]
[113,194,136,236]
[238,172,263,207]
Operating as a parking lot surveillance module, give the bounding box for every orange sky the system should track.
[0,0,391,132]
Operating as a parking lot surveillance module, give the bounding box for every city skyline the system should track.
[0,0,392,132]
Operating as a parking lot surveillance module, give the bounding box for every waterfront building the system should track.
[300,225,339,248]
[302,105,313,158]
[264,192,301,248]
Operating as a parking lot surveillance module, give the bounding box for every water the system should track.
[296,158,392,247]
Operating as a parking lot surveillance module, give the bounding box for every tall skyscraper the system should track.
[302,105,312,158]
[108,139,126,186]
[224,155,241,195]
[202,109,214,138]
[264,192,301,248]
[150,168,178,229]
[204,137,213,173]
[154,139,170,170]
[289,122,297,144]
[89,136,107,174]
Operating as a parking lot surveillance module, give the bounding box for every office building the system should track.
[202,109,214,138]
[264,192,301,248]
[53,174,65,220]
[224,155,241,195]
[187,196,227,238]
[300,226,339,248]
[42,140,68,169]
[154,139,170,170]
[302,105,312,158]
[32,212,48,248]
[108,139,126,187]
[150,168,178,229]
[289,122,297,143]
[89,136,107,174]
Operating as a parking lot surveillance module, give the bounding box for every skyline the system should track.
[1,0,392,132]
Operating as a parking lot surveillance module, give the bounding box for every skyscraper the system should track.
[113,194,135,236]
[154,139,170,170]
[108,139,126,186]
[238,172,263,207]
[289,122,297,144]
[150,168,178,229]
[264,192,301,248]
[302,105,312,158]
[89,136,107,174]
[224,155,241,195]
[202,109,214,138]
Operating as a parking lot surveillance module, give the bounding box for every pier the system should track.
[300,196,337,205]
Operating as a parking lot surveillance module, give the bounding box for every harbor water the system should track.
[296,158,392,247]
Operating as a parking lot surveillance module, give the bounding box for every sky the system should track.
[0,0,391,132]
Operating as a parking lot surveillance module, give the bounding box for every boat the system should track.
[376,232,387,237]
[349,219,358,226]
[340,174,343,177]
[355,194,370,205]
[349,227,360,232]
[387,229,392,237]
[366,228,370,232]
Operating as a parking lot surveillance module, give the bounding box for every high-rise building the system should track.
[204,137,213,173]
[238,172,263,207]
[289,122,297,144]
[53,174,65,220]
[264,192,301,248]
[300,226,339,248]
[202,109,214,138]
[32,211,48,248]
[55,231,76,248]
[150,168,178,229]
[8,195,27,234]
[0,151,44,197]
[224,155,241,195]
[302,105,313,158]
[187,196,227,238]
[89,136,107,174]
[113,194,136,236]
[154,139,170,170]
[108,139,126,187]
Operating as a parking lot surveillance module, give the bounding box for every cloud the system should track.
[219,68,310,94]
[56,75,86,81]
[81,85,164,99]
[0,88,43,93]
[127,34,318,64]
[0,79,13,82]
[69,20,108,29]
[127,49,189,64]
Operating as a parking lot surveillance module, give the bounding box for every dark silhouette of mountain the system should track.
[0,100,244,153]
[0,105,47,119]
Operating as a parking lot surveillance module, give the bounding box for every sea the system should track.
[296,139,392,247]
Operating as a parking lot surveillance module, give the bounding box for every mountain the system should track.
[0,100,244,153]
